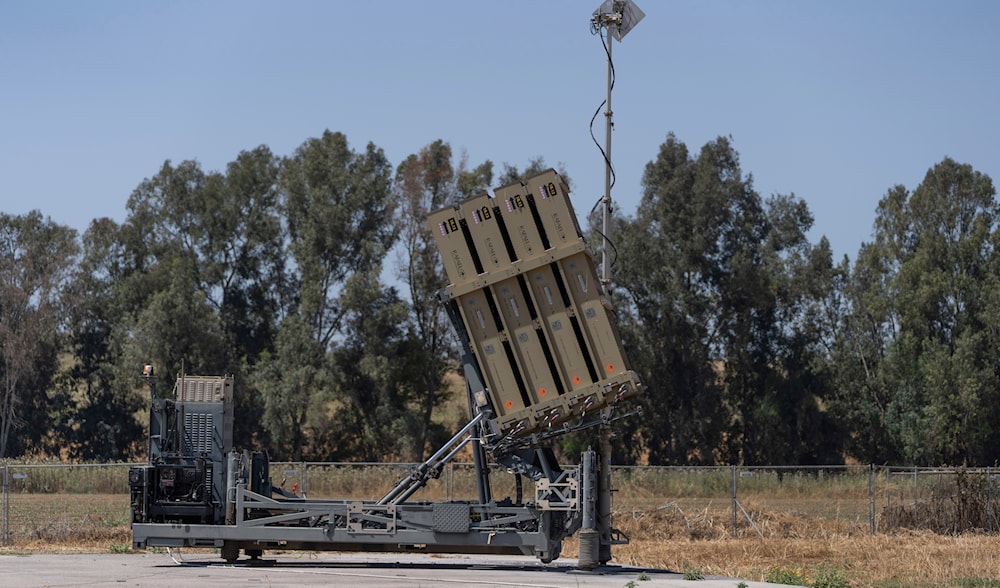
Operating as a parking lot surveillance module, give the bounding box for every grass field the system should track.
[2,464,998,586]
[2,494,131,549]
[3,490,999,587]
[603,501,1000,588]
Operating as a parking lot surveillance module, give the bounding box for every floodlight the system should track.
[592,0,645,41]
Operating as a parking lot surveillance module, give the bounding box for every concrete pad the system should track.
[0,551,785,587]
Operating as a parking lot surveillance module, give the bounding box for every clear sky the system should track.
[2,0,998,262]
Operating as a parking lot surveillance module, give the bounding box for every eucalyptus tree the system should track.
[496,157,572,192]
[616,134,840,465]
[393,140,462,459]
[258,130,397,460]
[123,146,285,373]
[64,217,146,459]
[56,146,288,454]
[456,151,494,200]
[831,158,1000,464]
[327,273,423,462]
[0,211,78,458]
[279,131,395,351]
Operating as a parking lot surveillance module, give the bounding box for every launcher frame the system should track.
[129,169,641,569]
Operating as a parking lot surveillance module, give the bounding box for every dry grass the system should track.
[5,494,1000,587]
[578,501,1000,587]
[1,494,132,552]
[599,533,1000,588]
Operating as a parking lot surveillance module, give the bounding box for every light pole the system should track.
[588,0,644,568]
[591,0,644,285]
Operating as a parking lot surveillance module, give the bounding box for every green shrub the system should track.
[813,566,851,588]
[683,565,705,580]
[765,565,809,586]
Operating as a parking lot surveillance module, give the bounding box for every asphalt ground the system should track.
[0,551,788,587]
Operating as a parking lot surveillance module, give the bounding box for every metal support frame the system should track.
[133,480,575,563]
[378,412,485,506]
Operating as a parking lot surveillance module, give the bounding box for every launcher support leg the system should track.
[578,449,599,570]
[472,435,492,504]
[221,541,239,563]
[597,424,614,564]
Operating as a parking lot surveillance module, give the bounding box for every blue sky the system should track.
[2,0,998,262]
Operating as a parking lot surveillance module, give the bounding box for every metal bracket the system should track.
[347,502,396,535]
[535,468,580,511]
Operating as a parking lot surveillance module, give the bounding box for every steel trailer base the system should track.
[133,486,567,564]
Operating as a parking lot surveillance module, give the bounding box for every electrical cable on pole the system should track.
[588,0,644,567]
[590,0,643,286]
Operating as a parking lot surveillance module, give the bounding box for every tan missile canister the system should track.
[429,169,642,440]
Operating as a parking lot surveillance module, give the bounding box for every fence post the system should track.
[2,465,8,545]
[869,464,876,535]
[986,466,993,534]
[885,467,892,533]
[731,464,737,537]
[447,462,453,502]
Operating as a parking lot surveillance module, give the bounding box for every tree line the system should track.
[1,130,997,466]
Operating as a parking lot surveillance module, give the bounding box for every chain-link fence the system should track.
[2,462,998,546]
[1,463,134,546]
[880,466,999,534]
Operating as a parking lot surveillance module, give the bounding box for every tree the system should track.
[111,147,286,447]
[831,158,1000,464]
[456,151,494,199]
[616,134,840,465]
[615,135,727,464]
[257,130,397,460]
[64,217,145,460]
[254,314,327,461]
[124,255,229,378]
[0,211,78,458]
[123,147,286,370]
[327,273,424,461]
[496,156,572,192]
[394,140,484,459]
[209,146,287,365]
[280,131,395,350]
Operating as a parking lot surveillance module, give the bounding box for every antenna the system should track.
[591,0,644,285]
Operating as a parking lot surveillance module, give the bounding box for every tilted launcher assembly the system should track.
[129,169,643,568]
